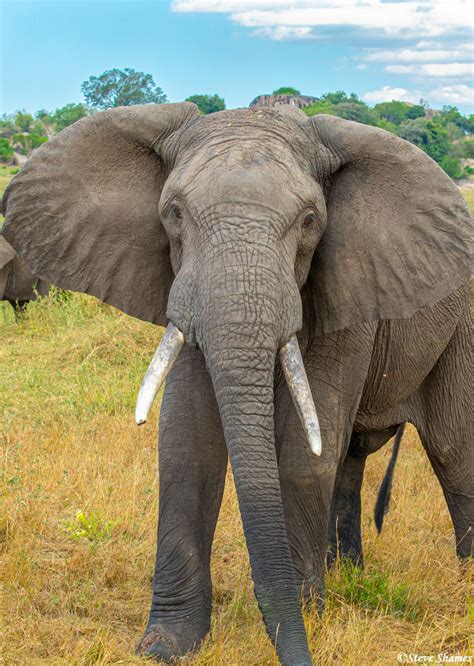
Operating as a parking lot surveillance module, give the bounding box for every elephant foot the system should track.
[136,622,207,662]
[326,546,364,571]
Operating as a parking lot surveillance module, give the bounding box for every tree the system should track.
[0,115,17,139]
[81,68,167,110]
[439,156,463,179]
[374,101,424,126]
[272,86,301,96]
[330,101,378,126]
[52,103,88,131]
[14,111,34,132]
[406,104,426,121]
[303,99,335,117]
[304,95,379,126]
[185,94,225,114]
[398,117,450,166]
[320,91,362,105]
[0,137,13,163]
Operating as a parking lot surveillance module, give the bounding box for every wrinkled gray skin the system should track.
[2,103,473,665]
[0,235,50,315]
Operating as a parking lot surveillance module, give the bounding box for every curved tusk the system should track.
[279,336,322,456]
[135,323,185,425]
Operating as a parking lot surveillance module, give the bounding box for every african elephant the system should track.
[0,235,50,315]
[2,103,472,665]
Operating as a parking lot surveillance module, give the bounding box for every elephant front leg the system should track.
[138,347,227,662]
[278,452,337,613]
[276,325,376,611]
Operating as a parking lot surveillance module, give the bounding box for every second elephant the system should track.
[0,235,50,314]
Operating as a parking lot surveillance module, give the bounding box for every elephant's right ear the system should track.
[2,102,199,325]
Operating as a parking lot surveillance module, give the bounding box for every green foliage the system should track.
[304,91,379,126]
[460,139,474,158]
[330,101,378,125]
[320,90,361,105]
[272,86,301,96]
[328,560,418,620]
[14,111,34,132]
[0,138,13,163]
[303,99,335,116]
[373,101,424,125]
[438,105,472,133]
[439,156,463,179]
[0,116,17,139]
[81,68,167,110]
[51,103,88,131]
[64,510,114,544]
[185,94,225,114]
[12,133,47,155]
[398,117,450,163]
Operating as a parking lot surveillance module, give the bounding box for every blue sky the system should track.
[1,0,473,115]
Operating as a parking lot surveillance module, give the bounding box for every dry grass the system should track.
[1,188,473,665]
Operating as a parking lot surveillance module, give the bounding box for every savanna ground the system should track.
[1,176,473,665]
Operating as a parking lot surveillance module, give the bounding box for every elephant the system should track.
[0,235,50,315]
[2,102,472,665]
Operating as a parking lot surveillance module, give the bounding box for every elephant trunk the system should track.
[194,255,312,665]
[135,237,319,663]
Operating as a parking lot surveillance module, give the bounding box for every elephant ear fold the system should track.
[0,236,16,270]
[307,114,473,336]
[2,102,199,325]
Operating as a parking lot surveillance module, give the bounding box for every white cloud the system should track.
[172,1,471,39]
[365,47,473,63]
[363,86,421,103]
[429,85,474,105]
[252,25,314,40]
[363,84,474,106]
[386,63,474,77]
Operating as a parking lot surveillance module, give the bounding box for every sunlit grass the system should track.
[462,187,474,215]
[2,292,472,664]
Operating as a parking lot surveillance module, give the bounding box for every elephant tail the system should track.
[374,423,405,533]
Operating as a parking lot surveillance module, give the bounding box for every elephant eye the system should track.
[302,213,316,229]
[170,204,183,220]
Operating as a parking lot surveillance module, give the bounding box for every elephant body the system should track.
[2,104,472,664]
[0,235,50,313]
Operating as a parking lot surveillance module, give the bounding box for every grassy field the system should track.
[1,187,473,665]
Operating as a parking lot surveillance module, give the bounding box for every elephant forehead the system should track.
[167,145,316,211]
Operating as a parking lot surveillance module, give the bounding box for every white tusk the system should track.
[279,336,322,456]
[135,323,185,425]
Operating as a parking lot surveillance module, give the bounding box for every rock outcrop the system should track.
[249,94,318,110]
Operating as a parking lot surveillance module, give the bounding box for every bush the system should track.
[0,138,13,163]
[272,86,301,96]
[439,156,463,179]
[185,94,225,114]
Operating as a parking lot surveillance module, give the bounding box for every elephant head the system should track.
[2,103,471,662]
[0,235,50,310]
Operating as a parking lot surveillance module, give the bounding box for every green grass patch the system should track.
[327,560,419,620]
[64,510,115,545]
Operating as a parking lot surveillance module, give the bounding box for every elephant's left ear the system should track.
[306,114,473,336]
